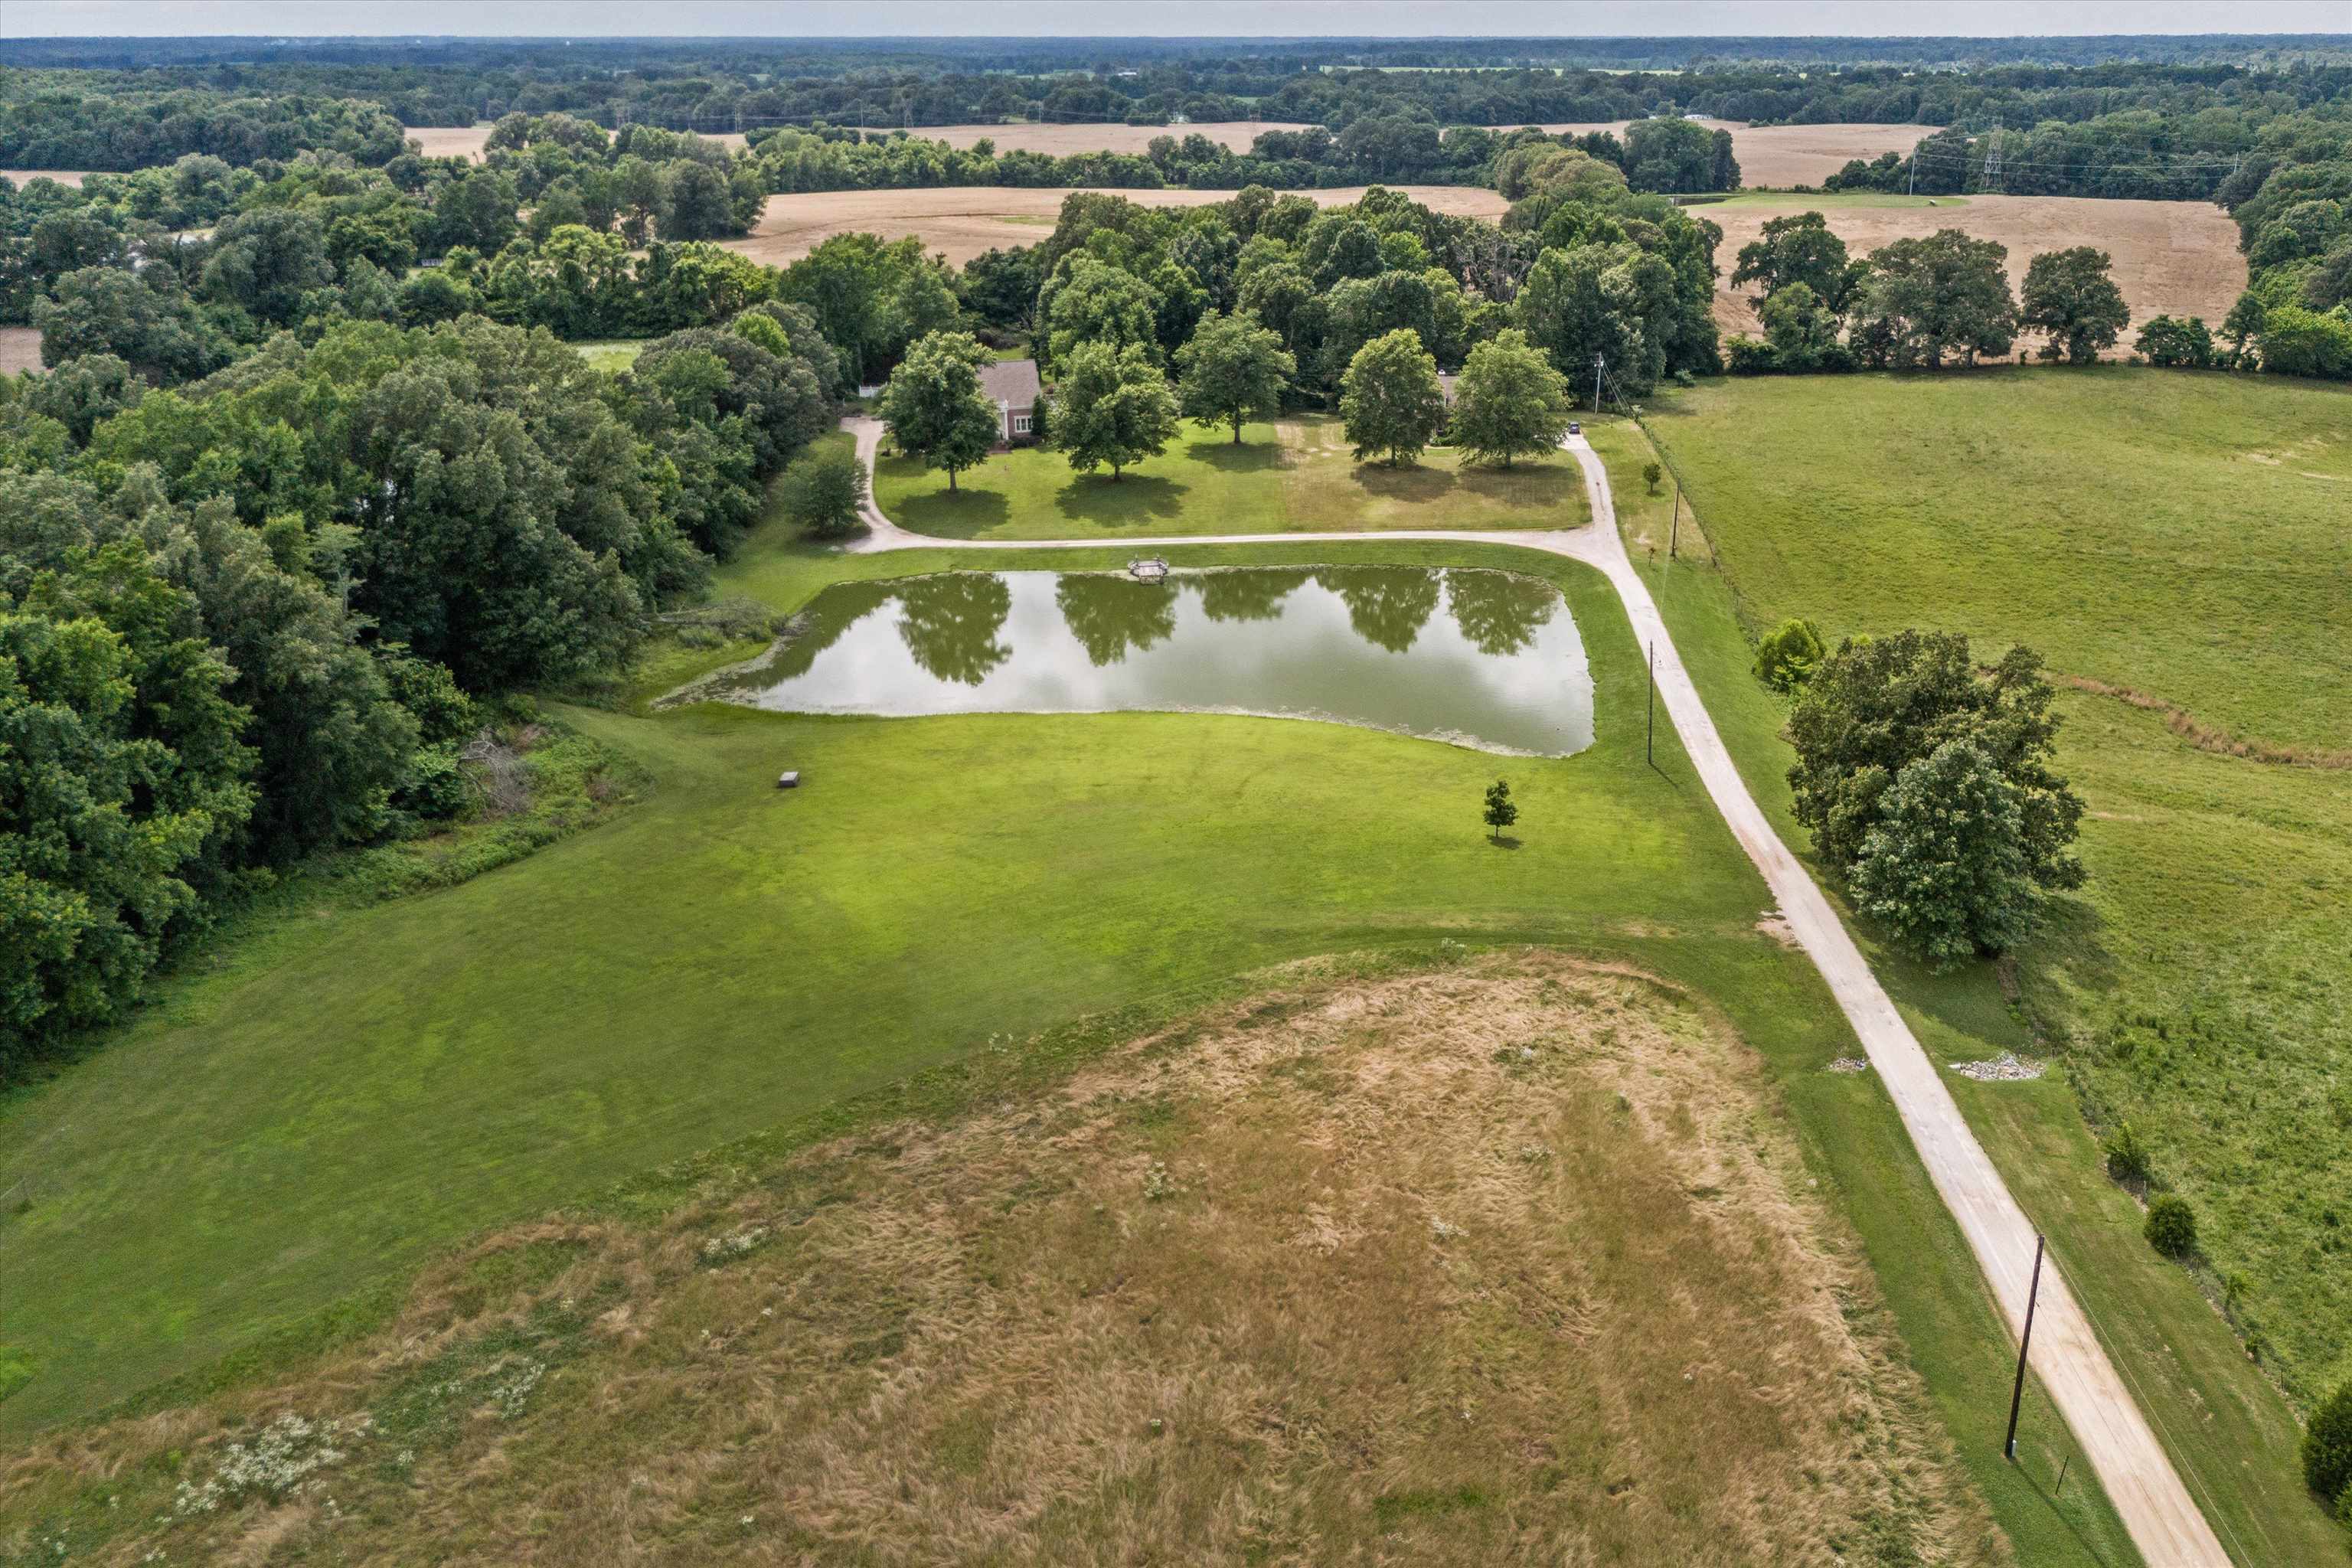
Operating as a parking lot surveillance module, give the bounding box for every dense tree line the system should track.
[0,84,407,172]
[2,301,838,1076]
[3,116,764,340]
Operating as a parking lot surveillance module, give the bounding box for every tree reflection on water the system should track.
[1445,568,1557,656]
[1055,573,1180,667]
[894,572,1013,686]
[1315,566,1441,654]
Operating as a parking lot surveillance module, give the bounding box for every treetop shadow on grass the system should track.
[1053,471,1188,525]
[1189,438,1285,473]
[884,484,1011,539]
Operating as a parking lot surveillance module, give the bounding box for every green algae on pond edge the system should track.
[681,567,1596,758]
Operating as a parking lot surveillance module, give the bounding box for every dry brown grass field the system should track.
[1704,193,2247,346]
[0,954,2004,1566]
[725,184,1511,267]
[1507,119,1937,188]
[0,168,89,188]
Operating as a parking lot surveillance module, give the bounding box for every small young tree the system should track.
[1482,778,1518,842]
[2144,1194,2198,1258]
[1341,327,1446,467]
[1753,617,1824,692]
[1174,309,1295,443]
[778,441,868,539]
[2020,246,2130,364]
[2305,1380,2352,1508]
[1642,461,1664,493]
[876,330,998,493]
[1450,328,1570,468]
[2102,1120,2151,1183]
[1055,340,1181,481]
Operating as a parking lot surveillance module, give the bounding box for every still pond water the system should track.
[714,567,1594,756]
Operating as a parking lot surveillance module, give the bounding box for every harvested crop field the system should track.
[402,124,747,161]
[0,168,89,188]
[0,953,2004,1566]
[1505,118,1937,189]
[906,119,1315,155]
[0,326,43,375]
[1701,193,2246,347]
[725,184,1511,267]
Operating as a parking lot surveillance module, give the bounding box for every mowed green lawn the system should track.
[1615,369,2351,1562]
[872,416,1590,540]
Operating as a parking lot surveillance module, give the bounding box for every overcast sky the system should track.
[6,1,2347,40]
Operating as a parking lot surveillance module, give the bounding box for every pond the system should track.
[699,567,1594,757]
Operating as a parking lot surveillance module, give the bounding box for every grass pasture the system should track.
[0,956,2010,1566]
[1602,369,2351,1562]
[874,416,1589,541]
[0,516,2148,1564]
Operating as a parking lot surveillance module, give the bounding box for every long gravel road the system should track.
[842,417,2235,1567]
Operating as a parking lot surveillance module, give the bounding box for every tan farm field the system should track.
[909,119,1315,155]
[1503,118,1937,189]
[0,325,44,375]
[1,168,90,188]
[0,955,2006,1566]
[1702,193,2248,346]
[402,124,748,161]
[724,183,1511,267]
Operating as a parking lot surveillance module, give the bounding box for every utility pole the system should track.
[1645,642,1655,765]
[1670,484,1681,560]
[2004,1234,2047,1462]
[1592,353,1605,414]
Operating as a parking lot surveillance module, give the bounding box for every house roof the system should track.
[978,358,1041,408]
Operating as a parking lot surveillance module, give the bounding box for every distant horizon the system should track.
[5,0,2346,42]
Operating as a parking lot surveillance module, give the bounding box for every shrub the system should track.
[2102,1120,2151,1183]
[1753,616,1824,692]
[2144,1194,2198,1257]
[2305,1380,2352,1506]
[1642,461,1663,493]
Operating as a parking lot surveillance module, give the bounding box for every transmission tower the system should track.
[1978,119,2005,196]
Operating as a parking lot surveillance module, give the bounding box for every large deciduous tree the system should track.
[1787,629,2086,962]
[2020,246,2130,364]
[1844,230,2017,369]
[1040,255,1160,366]
[1174,309,1294,443]
[1340,328,1446,467]
[1730,211,1854,309]
[1449,328,1570,468]
[1511,243,1660,400]
[877,329,1001,493]
[1054,340,1180,480]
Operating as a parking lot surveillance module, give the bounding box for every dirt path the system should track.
[841,416,2233,1567]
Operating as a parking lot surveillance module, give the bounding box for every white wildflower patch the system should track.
[1142,1160,1182,1202]
[699,1226,769,1265]
[1429,1217,1465,1242]
[485,1357,547,1416]
[172,1412,370,1516]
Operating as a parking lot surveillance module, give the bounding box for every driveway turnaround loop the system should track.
[843,418,2235,1568]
